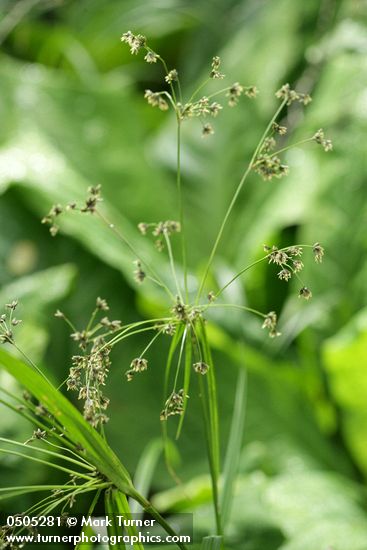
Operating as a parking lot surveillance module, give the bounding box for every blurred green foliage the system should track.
[0,0,367,548]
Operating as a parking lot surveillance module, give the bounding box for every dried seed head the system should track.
[193,361,210,375]
[144,90,169,111]
[130,357,148,372]
[292,259,304,273]
[207,291,216,302]
[278,268,292,281]
[96,297,109,311]
[262,311,281,338]
[121,31,146,55]
[49,225,59,237]
[138,222,149,235]
[144,50,158,63]
[162,322,176,336]
[210,56,225,79]
[165,69,178,83]
[209,102,223,117]
[160,389,186,420]
[5,300,18,311]
[268,247,289,266]
[275,83,312,106]
[288,246,303,257]
[244,86,258,98]
[32,429,47,440]
[54,309,65,319]
[202,123,214,137]
[312,242,325,263]
[313,129,332,152]
[133,260,146,284]
[172,299,187,320]
[299,286,312,300]
[272,122,287,135]
[227,82,244,106]
[253,155,289,181]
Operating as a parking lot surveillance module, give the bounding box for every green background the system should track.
[0,0,367,548]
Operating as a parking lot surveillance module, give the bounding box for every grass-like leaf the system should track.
[0,347,133,494]
[105,488,128,550]
[130,439,163,515]
[220,368,247,528]
[200,535,223,549]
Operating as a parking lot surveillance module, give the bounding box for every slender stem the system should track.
[157,56,178,105]
[205,86,232,100]
[159,90,177,111]
[106,326,161,350]
[252,137,314,167]
[164,232,183,301]
[138,329,163,358]
[176,119,189,301]
[98,318,174,352]
[12,343,52,386]
[0,437,95,471]
[129,489,189,550]
[86,308,98,333]
[214,244,314,298]
[177,77,183,104]
[188,78,211,103]
[173,326,187,391]
[195,98,288,303]
[204,303,266,318]
[42,438,94,469]
[59,313,78,333]
[0,448,93,480]
[0,395,77,453]
[95,209,174,301]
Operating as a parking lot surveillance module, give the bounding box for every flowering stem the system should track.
[164,231,183,301]
[138,329,163,359]
[204,303,266,318]
[0,448,94,480]
[157,55,178,105]
[173,325,187,391]
[195,98,288,303]
[188,77,211,103]
[12,342,52,386]
[0,437,95,471]
[176,119,189,301]
[95,209,174,301]
[214,244,314,298]
[251,137,315,168]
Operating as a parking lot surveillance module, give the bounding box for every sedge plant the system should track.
[0,31,332,549]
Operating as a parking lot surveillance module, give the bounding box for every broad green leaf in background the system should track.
[0,263,76,361]
[323,308,367,476]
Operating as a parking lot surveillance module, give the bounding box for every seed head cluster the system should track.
[120,31,257,137]
[42,185,103,237]
[275,83,312,106]
[160,389,186,420]
[138,220,181,252]
[0,301,21,345]
[313,129,333,152]
[262,311,281,338]
[264,243,325,302]
[56,297,122,428]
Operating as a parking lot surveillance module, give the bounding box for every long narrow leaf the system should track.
[220,368,247,527]
[76,489,102,550]
[130,439,163,514]
[201,536,223,550]
[105,488,127,550]
[175,335,192,440]
[198,319,222,535]
[0,348,133,493]
[112,490,144,550]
